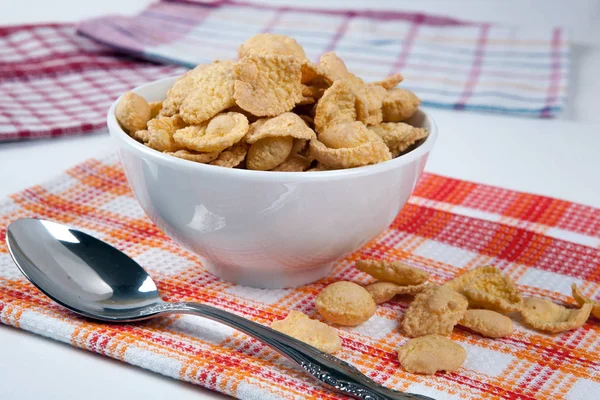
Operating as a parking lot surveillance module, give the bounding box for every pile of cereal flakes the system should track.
[271,260,597,375]
[115,33,428,171]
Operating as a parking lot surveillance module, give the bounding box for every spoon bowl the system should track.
[6,218,163,321]
[6,218,431,400]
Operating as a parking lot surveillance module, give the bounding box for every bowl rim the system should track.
[107,76,438,182]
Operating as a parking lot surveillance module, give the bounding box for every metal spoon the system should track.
[6,218,432,400]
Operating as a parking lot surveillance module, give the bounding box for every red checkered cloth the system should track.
[1,155,600,399]
[0,24,185,141]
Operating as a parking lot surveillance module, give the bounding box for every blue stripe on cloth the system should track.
[421,101,560,116]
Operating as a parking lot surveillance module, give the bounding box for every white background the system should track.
[1,1,600,399]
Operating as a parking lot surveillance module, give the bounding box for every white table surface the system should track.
[1,1,600,399]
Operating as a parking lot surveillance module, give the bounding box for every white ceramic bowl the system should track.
[107,76,437,289]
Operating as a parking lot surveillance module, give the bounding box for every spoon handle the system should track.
[169,302,431,400]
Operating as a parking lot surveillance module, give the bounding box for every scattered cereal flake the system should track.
[271,311,341,354]
[161,64,211,117]
[572,284,600,319]
[238,33,306,60]
[356,259,429,286]
[234,54,303,117]
[370,73,403,90]
[146,115,186,152]
[369,123,429,157]
[382,88,421,122]
[210,142,249,168]
[398,335,466,375]
[463,273,523,313]
[271,154,311,172]
[173,112,249,153]
[165,149,220,163]
[402,285,468,337]
[314,80,357,133]
[459,309,513,338]
[315,281,376,326]
[245,112,316,143]
[247,136,294,170]
[179,61,236,124]
[521,297,592,333]
[116,92,151,134]
[309,129,391,169]
[444,266,501,294]
[365,282,429,305]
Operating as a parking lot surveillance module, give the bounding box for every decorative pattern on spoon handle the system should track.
[166,302,433,400]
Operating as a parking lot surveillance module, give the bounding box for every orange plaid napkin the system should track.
[1,154,599,399]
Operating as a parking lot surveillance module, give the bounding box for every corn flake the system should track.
[173,112,249,153]
[572,284,600,320]
[271,154,311,172]
[133,129,150,143]
[247,136,294,170]
[179,61,236,124]
[314,80,357,134]
[319,52,350,81]
[116,92,151,134]
[459,309,513,338]
[245,112,316,143]
[210,142,249,168]
[402,285,468,337]
[369,123,429,157]
[359,84,386,126]
[148,101,163,119]
[398,335,466,375]
[271,311,341,354]
[301,60,334,85]
[238,33,306,60]
[365,282,428,304]
[356,259,429,286]
[315,281,376,326]
[370,73,403,90]
[146,115,186,152]
[309,129,391,169]
[521,297,592,333]
[382,88,421,122]
[463,273,523,313]
[306,163,330,172]
[161,64,210,117]
[291,138,309,155]
[234,54,303,117]
[444,265,501,294]
[165,149,220,163]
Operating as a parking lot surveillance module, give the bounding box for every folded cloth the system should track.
[78,0,569,118]
[1,155,599,399]
[0,24,185,142]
